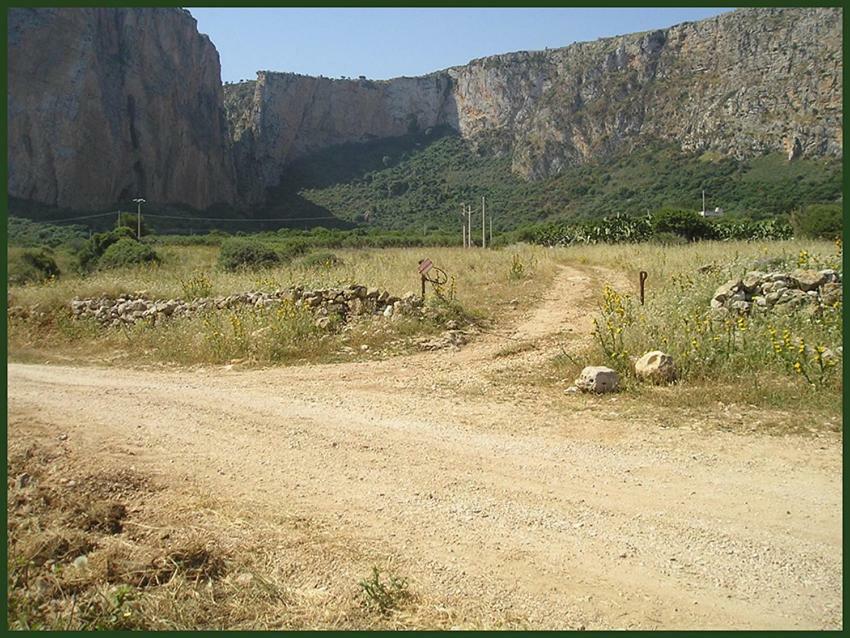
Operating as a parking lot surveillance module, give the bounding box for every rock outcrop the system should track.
[8,8,236,211]
[226,7,842,196]
[225,72,455,202]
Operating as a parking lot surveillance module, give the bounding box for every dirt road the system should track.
[7,265,842,629]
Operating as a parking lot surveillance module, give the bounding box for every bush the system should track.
[8,249,60,285]
[790,203,842,240]
[115,212,147,238]
[218,238,280,271]
[8,217,88,248]
[651,208,716,241]
[77,227,136,271]
[299,251,343,269]
[97,238,160,269]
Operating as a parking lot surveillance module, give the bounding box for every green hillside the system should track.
[259,126,841,231]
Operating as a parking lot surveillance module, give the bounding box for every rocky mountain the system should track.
[7,7,236,211]
[226,7,841,202]
[7,7,842,214]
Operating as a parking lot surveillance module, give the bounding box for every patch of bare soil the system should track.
[7,265,842,629]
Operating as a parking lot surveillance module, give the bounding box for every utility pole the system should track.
[481,196,486,249]
[132,198,146,238]
[467,204,472,249]
[462,214,467,247]
[702,190,706,214]
[461,204,466,248]
[489,216,493,247]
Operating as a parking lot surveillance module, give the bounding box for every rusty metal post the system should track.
[421,274,426,298]
[639,271,648,305]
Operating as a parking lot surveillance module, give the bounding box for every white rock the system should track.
[634,351,676,384]
[574,366,619,393]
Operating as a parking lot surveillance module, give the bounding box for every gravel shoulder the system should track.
[7,264,842,629]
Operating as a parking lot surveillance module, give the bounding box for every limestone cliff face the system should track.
[225,72,454,202]
[8,7,842,212]
[448,7,842,178]
[227,6,841,194]
[8,8,236,211]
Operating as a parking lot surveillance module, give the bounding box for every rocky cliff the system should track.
[226,7,842,198]
[8,8,236,211]
[8,7,842,213]
[224,72,455,202]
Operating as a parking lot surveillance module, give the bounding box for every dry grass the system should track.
[7,427,521,630]
[532,239,843,421]
[7,245,561,366]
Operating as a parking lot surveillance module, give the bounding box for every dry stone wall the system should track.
[67,285,425,328]
[710,268,842,315]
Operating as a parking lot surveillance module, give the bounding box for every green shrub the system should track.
[218,238,280,271]
[98,238,160,269]
[7,217,88,248]
[277,241,309,262]
[790,203,842,240]
[358,567,411,615]
[299,251,343,269]
[115,212,147,238]
[651,208,716,241]
[76,227,136,271]
[8,249,60,285]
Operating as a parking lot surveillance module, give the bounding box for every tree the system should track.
[790,203,842,240]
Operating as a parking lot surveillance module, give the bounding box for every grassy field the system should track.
[7,244,561,366]
[543,239,843,420]
[8,238,842,419]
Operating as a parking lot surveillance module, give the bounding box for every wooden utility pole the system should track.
[467,204,472,249]
[461,204,467,248]
[481,196,486,249]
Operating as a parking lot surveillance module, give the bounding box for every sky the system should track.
[190,8,735,83]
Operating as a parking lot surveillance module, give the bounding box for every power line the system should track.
[142,213,348,222]
[24,211,351,224]
[18,210,349,224]
[24,211,120,223]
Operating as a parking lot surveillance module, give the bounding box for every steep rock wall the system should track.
[227,6,841,196]
[8,8,236,210]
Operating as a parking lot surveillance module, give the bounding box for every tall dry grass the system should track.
[7,245,561,365]
[547,239,842,414]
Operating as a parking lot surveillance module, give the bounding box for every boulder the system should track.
[711,279,743,308]
[821,282,842,305]
[634,351,676,384]
[574,366,619,394]
[789,269,828,292]
[819,269,840,283]
[774,289,809,313]
[741,271,767,293]
[730,299,752,313]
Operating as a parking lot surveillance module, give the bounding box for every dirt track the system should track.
[7,265,843,629]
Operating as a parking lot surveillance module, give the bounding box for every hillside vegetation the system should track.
[260,127,841,231]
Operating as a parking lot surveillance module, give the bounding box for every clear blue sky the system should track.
[190,8,734,83]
